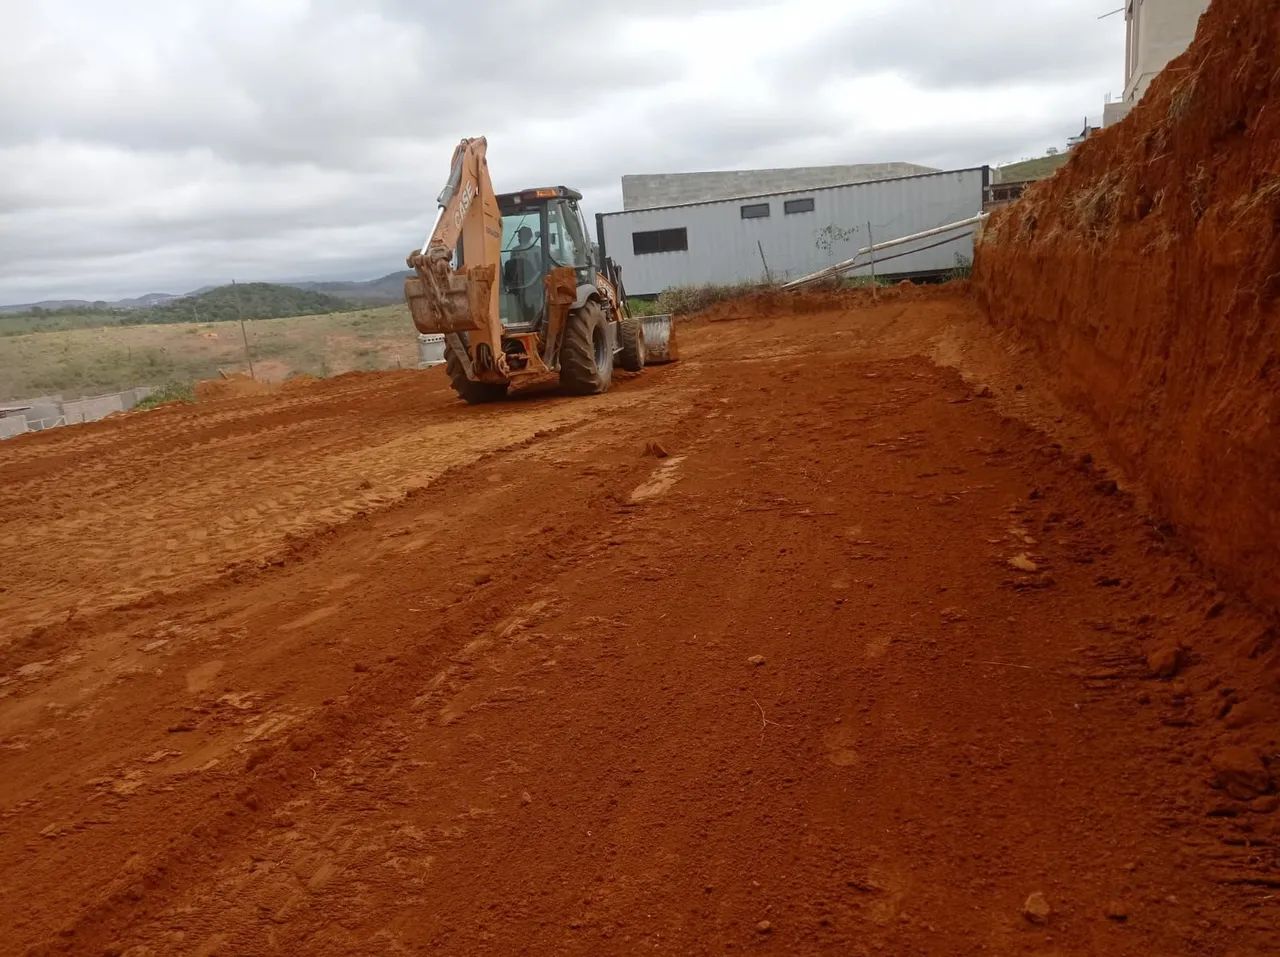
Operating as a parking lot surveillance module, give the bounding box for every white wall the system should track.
[1,386,157,437]
[1125,0,1211,103]
[0,416,28,439]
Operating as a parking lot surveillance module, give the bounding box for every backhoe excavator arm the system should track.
[404,137,504,379]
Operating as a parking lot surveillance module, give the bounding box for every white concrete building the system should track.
[1104,0,1211,126]
[598,167,988,297]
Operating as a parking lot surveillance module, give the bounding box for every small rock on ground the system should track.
[644,441,669,458]
[1211,746,1273,800]
[1008,553,1039,573]
[1023,892,1052,924]
[1223,699,1266,729]
[1145,643,1183,679]
[748,655,766,667]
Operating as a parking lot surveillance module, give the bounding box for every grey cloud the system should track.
[0,2,684,165]
[770,1,1118,90]
[0,0,1122,303]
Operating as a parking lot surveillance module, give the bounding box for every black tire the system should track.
[559,300,613,395]
[445,341,506,404]
[617,315,646,372]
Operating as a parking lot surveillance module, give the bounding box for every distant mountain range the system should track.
[286,272,410,304]
[0,271,410,315]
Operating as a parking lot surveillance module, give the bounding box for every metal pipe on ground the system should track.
[782,213,988,290]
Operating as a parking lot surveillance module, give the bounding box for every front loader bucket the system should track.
[641,314,678,364]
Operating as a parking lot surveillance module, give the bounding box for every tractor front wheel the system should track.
[559,300,613,395]
[617,315,646,372]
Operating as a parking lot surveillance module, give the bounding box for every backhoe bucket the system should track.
[641,314,678,364]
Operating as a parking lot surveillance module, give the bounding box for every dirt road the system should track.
[1,290,1276,956]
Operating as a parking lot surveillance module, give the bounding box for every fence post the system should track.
[232,280,256,381]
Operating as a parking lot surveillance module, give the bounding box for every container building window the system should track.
[740,203,770,219]
[631,227,688,255]
[784,198,815,214]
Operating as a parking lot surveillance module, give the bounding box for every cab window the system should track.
[548,200,589,271]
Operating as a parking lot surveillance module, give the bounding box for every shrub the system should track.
[135,381,194,410]
[656,282,767,316]
[948,253,974,280]
[626,298,664,317]
[839,275,891,289]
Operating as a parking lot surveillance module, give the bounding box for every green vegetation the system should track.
[948,253,973,281]
[656,282,768,316]
[626,298,666,317]
[135,381,195,410]
[149,283,354,323]
[838,275,891,288]
[996,153,1072,184]
[0,282,361,337]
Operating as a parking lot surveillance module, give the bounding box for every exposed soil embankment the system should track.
[975,0,1280,612]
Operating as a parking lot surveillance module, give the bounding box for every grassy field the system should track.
[995,153,1072,183]
[0,282,365,337]
[0,304,420,402]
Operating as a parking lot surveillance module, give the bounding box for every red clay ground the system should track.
[1,290,1276,956]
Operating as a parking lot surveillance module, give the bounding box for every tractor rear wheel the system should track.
[445,341,507,404]
[617,315,646,372]
[559,300,613,395]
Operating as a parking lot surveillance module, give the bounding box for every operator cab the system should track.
[496,186,593,332]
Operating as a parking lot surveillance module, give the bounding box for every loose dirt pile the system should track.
[193,373,276,401]
[975,0,1280,613]
[691,281,931,324]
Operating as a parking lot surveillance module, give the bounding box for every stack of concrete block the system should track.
[0,386,158,438]
[21,398,63,431]
[0,415,28,439]
[63,394,126,423]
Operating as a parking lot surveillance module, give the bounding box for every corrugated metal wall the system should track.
[600,168,987,296]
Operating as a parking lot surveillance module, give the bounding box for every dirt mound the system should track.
[975,0,1280,614]
[193,373,276,401]
[281,373,321,392]
[691,281,933,323]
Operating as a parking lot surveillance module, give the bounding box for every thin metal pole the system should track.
[232,280,255,381]
[866,221,877,285]
[757,240,773,284]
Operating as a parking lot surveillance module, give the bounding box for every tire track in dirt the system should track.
[2,291,1276,955]
[3,378,708,955]
[0,371,676,645]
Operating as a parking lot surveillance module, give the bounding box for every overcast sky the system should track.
[0,0,1124,304]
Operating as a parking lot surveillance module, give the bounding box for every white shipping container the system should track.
[598,167,988,296]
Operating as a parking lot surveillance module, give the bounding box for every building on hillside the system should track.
[1104,0,1211,126]
[621,163,938,211]
[986,117,1101,210]
[1067,119,1101,149]
[598,167,987,297]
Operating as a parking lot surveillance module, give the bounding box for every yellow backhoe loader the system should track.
[405,137,675,403]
